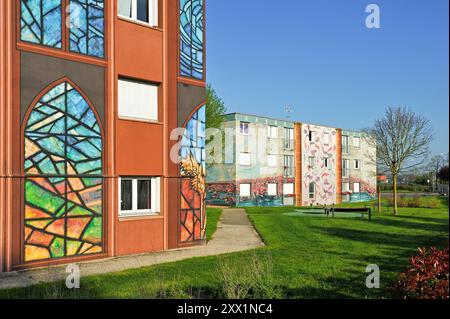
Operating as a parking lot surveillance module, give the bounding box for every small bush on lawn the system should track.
[393,245,449,299]
[217,251,283,299]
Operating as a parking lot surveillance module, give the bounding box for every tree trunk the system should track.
[377,184,381,212]
[393,174,398,215]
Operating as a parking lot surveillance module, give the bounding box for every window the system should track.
[342,194,350,202]
[342,135,349,154]
[20,0,63,48]
[239,152,251,166]
[342,159,349,177]
[267,126,278,139]
[284,155,294,177]
[267,183,277,196]
[69,0,105,58]
[240,122,249,135]
[323,132,331,144]
[308,157,315,169]
[283,183,294,195]
[119,177,161,217]
[353,183,361,193]
[118,78,159,121]
[309,182,315,199]
[180,0,204,79]
[118,0,158,26]
[342,182,350,192]
[323,158,329,168]
[354,137,361,147]
[354,159,360,169]
[268,154,277,167]
[240,184,251,197]
[284,128,294,149]
[308,130,314,142]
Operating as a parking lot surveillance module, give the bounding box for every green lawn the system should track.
[0,200,448,299]
[205,208,222,242]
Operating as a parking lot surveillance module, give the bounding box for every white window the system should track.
[118,78,158,121]
[267,154,277,167]
[240,122,249,135]
[283,183,294,195]
[342,182,350,192]
[309,182,315,199]
[239,152,251,166]
[323,132,331,144]
[353,183,360,193]
[342,194,350,202]
[267,125,278,138]
[240,184,251,197]
[342,135,349,154]
[342,159,349,177]
[354,159,360,169]
[119,177,160,217]
[118,0,159,27]
[354,137,361,147]
[308,156,315,168]
[267,183,277,196]
[284,127,294,149]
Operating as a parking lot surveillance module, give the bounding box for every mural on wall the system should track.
[302,124,337,206]
[180,0,204,79]
[347,177,377,202]
[206,177,295,207]
[24,81,103,262]
[69,0,105,58]
[21,0,63,48]
[180,106,206,243]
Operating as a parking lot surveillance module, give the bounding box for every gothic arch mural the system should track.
[179,105,206,243]
[23,79,103,262]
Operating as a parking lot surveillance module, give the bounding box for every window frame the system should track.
[118,77,159,122]
[354,159,360,170]
[267,125,278,139]
[240,122,249,135]
[309,182,315,199]
[117,0,159,27]
[267,183,277,196]
[342,159,350,177]
[284,127,294,149]
[308,156,315,169]
[354,137,361,148]
[119,177,161,217]
[239,152,251,166]
[353,182,361,193]
[239,183,251,198]
[283,183,294,195]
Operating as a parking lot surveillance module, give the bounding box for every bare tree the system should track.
[364,107,433,215]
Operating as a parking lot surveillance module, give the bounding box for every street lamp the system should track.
[427,179,430,192]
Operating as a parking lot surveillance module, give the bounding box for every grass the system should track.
[205,208,222,242]
[0,199,448,299]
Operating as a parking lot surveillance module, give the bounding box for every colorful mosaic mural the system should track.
[302,124,338,206]
[180,106,206,243]
[20,0,62,48]
[180,0,204,80]
[69,0,105,58]
[24,81,103,262]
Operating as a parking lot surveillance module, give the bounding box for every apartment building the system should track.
[0,0,206,272]
[206,114,376,207]
[206,113,296,207]
[341,130,377,202]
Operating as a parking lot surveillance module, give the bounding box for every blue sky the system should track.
[206,0,449,155]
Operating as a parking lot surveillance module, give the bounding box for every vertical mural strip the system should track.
[336,129,342,204]
[294,123,302,206]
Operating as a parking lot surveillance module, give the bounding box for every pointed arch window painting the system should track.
[24,81,103,262]
[69,0,105,58]
[180,0,204,80]
[180,105,206,243]
[20,0,63,48]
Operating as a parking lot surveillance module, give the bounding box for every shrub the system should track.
[387,196,440,208]
[217,251,283,299]
[393,245,449,299]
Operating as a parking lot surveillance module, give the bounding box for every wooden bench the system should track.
[324,207,372,221]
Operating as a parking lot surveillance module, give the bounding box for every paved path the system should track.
[0,209,264,290]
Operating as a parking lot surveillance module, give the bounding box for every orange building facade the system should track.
[0,0,206,272]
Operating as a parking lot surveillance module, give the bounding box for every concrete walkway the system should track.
[0,208,264,289]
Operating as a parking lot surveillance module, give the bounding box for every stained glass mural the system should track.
[69,0,105,58]
[20,0,63,48]
[180,0,204,80]
[24,81,103,262]
[180,105,206,243]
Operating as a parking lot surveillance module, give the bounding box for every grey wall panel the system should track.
[177,83,206,126]
[20,51,105,125]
